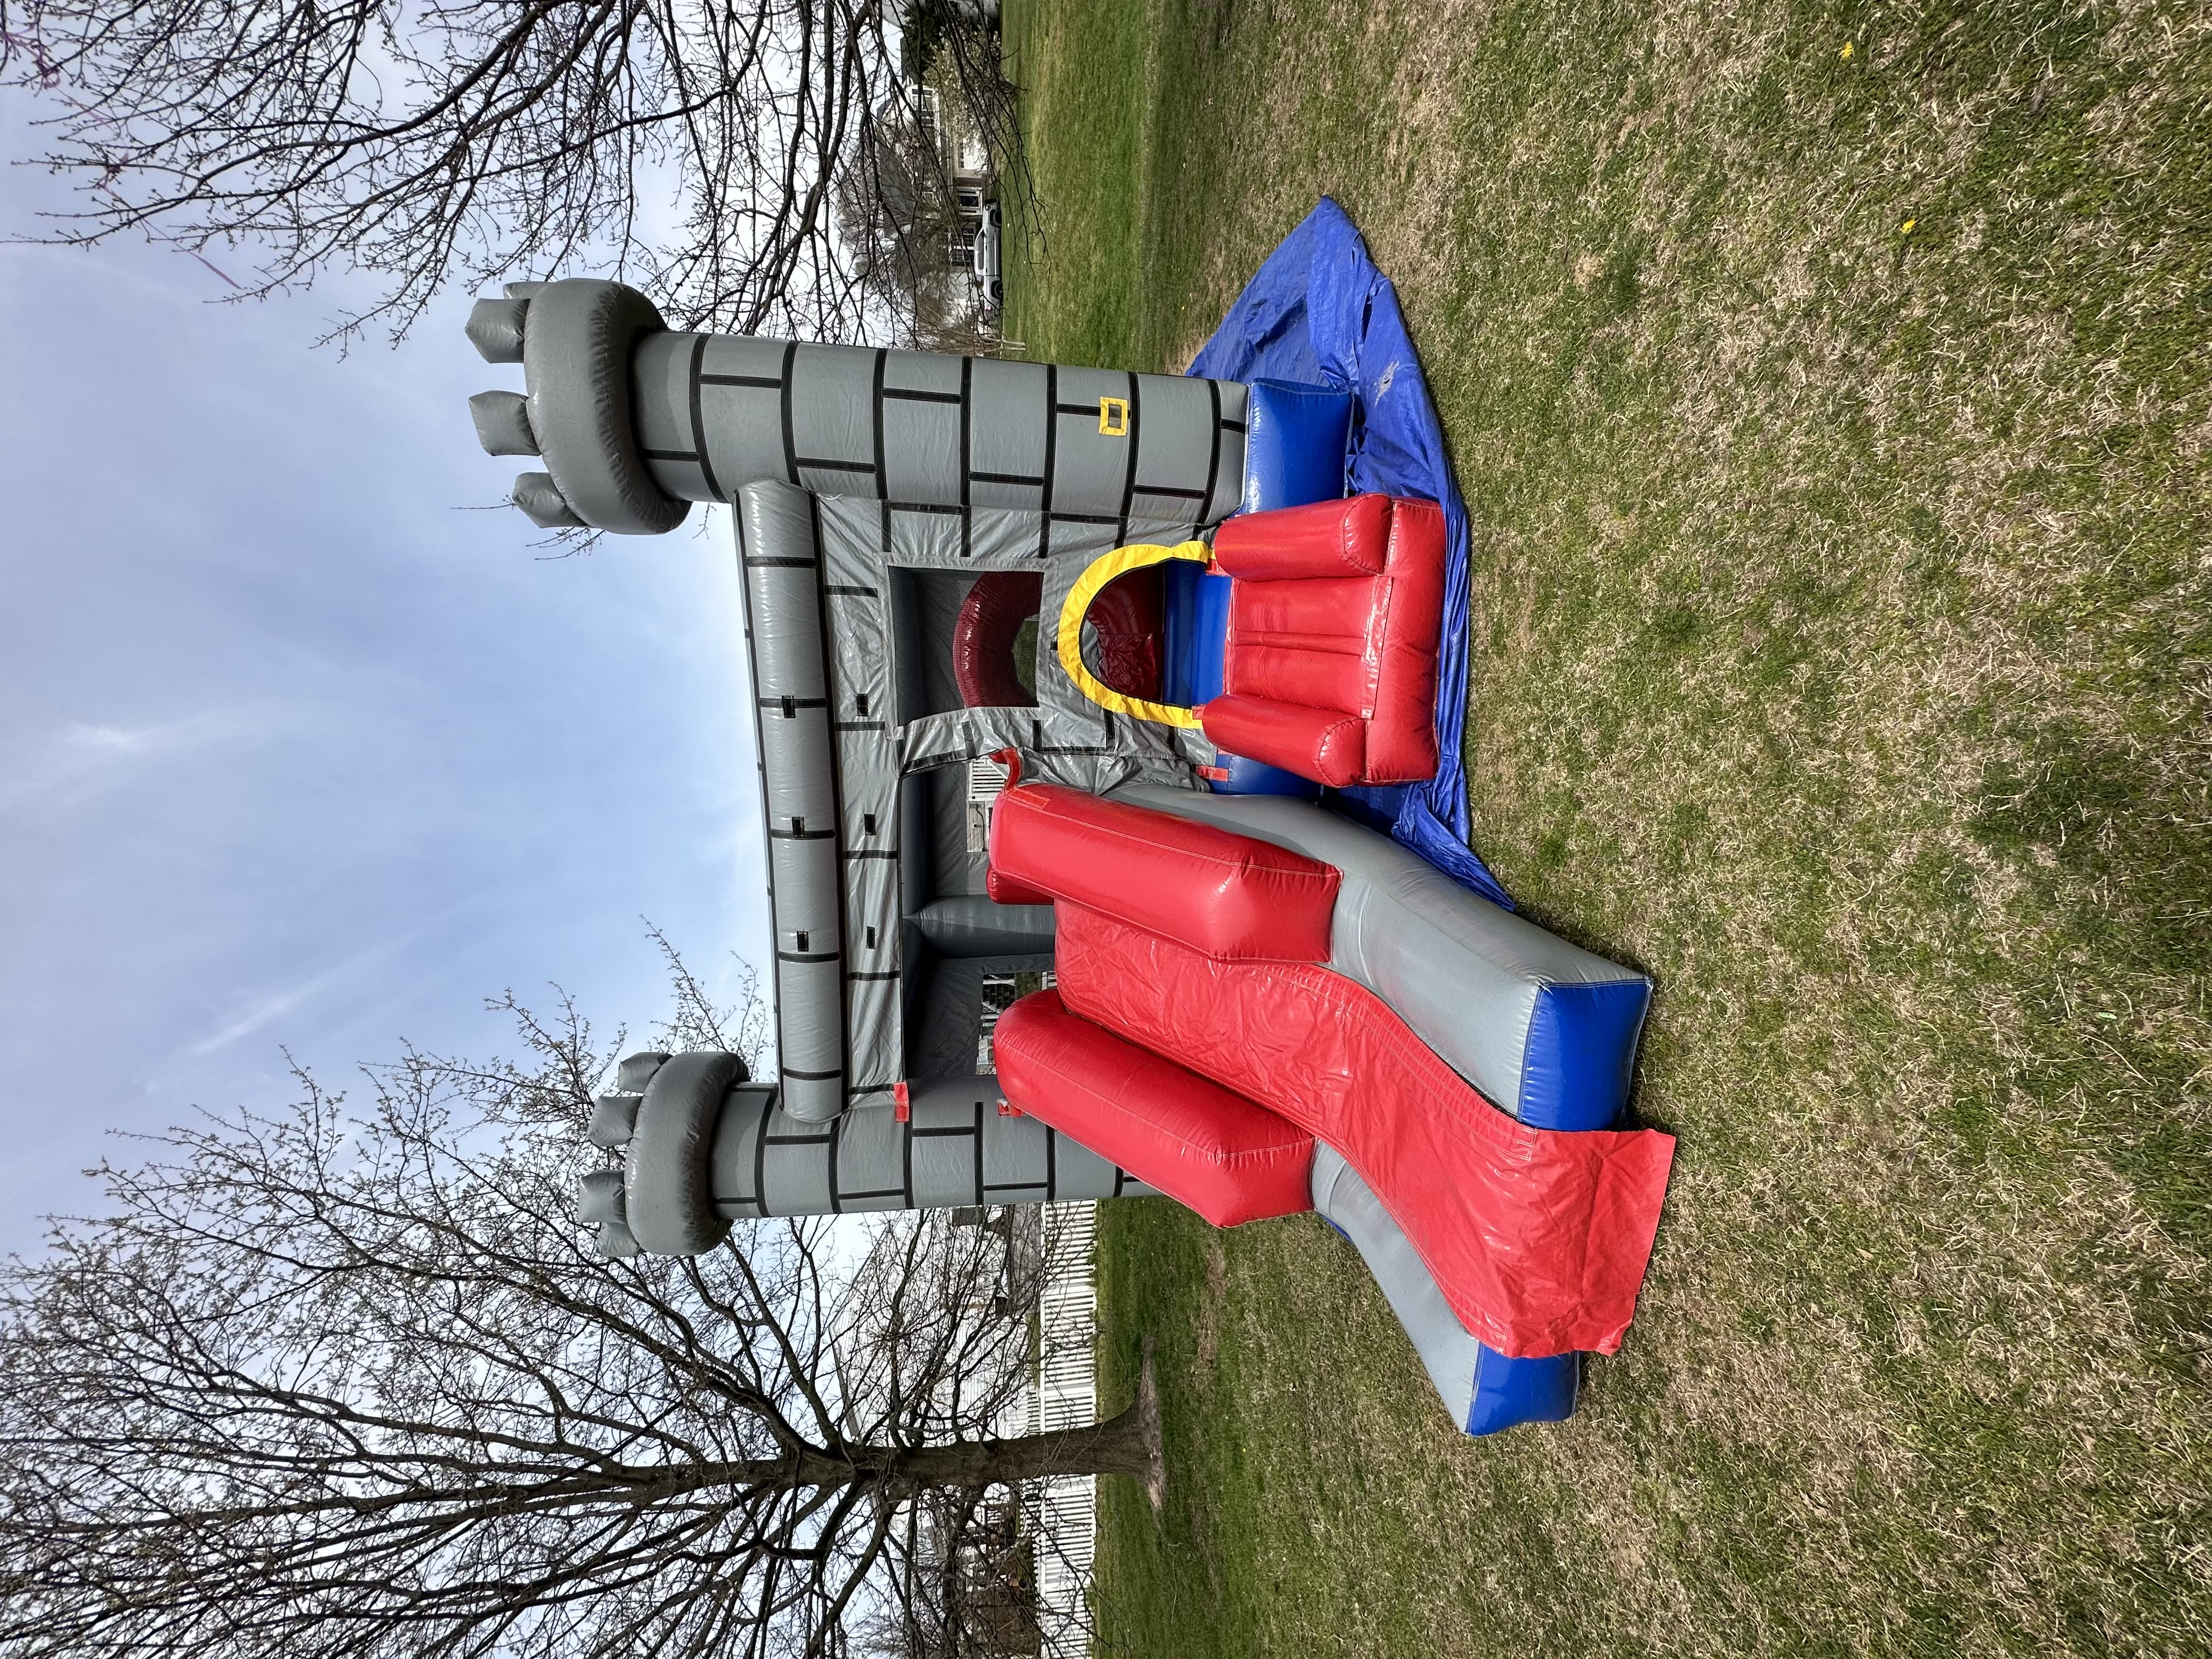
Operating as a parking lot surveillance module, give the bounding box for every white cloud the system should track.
[63,722,163,755]
[186,930,422,1057]
[0,707,289,816]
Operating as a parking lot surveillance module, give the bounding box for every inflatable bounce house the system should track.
[466,203,1675,1436]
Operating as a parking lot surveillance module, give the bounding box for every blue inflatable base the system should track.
[1520,979,1652,1130]
[1468,983,1646,1434]
[1468,1346,1580,1435]
[1240,378,1353,512]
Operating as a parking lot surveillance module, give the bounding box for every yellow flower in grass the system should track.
[1839,41,1854,59]
[1900,217,1917,235]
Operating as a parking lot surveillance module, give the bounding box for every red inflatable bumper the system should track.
[989,782,1338,962]
[1203,494,1447,786]
[994,991,1315,1227]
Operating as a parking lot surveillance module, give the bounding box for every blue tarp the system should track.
[1189,199,1513,910]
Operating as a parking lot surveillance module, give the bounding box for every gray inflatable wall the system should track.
[468,279,1249,541]
[631,331,1247,540]
[738,479,1203,1121]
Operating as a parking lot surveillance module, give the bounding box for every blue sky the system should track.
[0,110,770,1257]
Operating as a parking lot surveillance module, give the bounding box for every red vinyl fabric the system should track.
[1051,902,1675,1358]
[988,783,1338,962]
[983,862,1052,906]
[1362,496,1448,782]
[1203,493,1447,786]
[952,572,1043,709]
[994,990,1316,1226]
[950,568,1160,710]
[1086,568,1166,699]
[1222,573,1387,712]
[1214,494,1392,579]
[982,755,1052,904]
[1203,693,1368,789]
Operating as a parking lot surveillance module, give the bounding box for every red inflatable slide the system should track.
[989,783,1674,1358]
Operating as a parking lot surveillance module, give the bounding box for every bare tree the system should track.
[0,967,1158,1658]
[857,1485,1041,1659]
[833,83,960,324]
[904,2,1029,263]
[0,0,1024,342]
[839,1215,1047,1659]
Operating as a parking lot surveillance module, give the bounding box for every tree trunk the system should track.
[886,1396,1159,1492]
[625,1358,1164,1506]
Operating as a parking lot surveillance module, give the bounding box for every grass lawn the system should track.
[995,2,2211,1655]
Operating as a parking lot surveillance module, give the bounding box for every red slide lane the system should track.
[1051,902,1675,1358]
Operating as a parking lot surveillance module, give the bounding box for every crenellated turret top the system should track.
[466,279,1249,538]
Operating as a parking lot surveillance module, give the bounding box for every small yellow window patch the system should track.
[1098,396,1130,436]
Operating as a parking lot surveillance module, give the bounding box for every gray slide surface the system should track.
[1113,784,1647,1117]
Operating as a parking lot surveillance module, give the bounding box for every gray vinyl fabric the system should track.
[740,483,900,1121]
[577,1168,625,1223]
[519,279,688,534]
[511,473,584,529]
[817,492,1211,794]
[580,1056,1156,1255]
[471,279,1249,536]
[906,770,978,906]
[1310,1144,1496,1430]
[623,1051,747,1255]
[708,1075,1150,1218]
[466,295,528,363]
[629,329,1248,532]
[742,479,1226,1121]
[902,951,990,1082]
[1112,786,1648,1117]
[587,1093,639,1149]
[909,895,1056,957]
[468,390,538,456]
